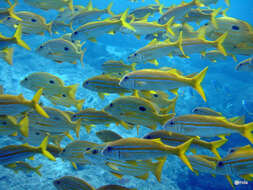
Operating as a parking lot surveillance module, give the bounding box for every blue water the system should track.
[0,0,253,189]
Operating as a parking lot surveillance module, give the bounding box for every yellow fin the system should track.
[135,173,149,180]
[19,115,29,137]
[39,136,56,161]
[110,171,123,179]
[98,92,105,99]
[13,25,31,50]
[32,88,49,118]
[71,162,78,170]
[120,8,135,32]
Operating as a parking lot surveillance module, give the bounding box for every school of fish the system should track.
[0,0,253,189]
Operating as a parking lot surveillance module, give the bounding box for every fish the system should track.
[18,126,67,147]
[101,137,194,171]
[53,176,96,190]
[201,50,237,63]
[71,9,135,43]
[51,20,72,34]
[216,145,253,180]
[0,47,14,65]
[59,140,100,165]
[82,74,132,99]
[0,24,30,50]
[129,4,166,18]
[70,1,114,28]
[143,130,227,158]
[101,60,136,75]
[4,161,42,176]
[96,130,123,143]
[55,5,88,24]
[158,0,204,24]
[47,144,64,158]
[138,90,178,114]
[2,11,53,35]
[36,38,85,66]
[235,57,253,72]
[71,108,131,132]
[0,136,55,165]
[44,93,84,111]
[97,185,137,190]
[163,114,253,143]
[0,115,29,137]
[0,2,21,21]
[23,0,73,11]
[200,0,230,7]
[104,96,175,130]
[0,88,49,118]
[0,85,3,94]
[27,107,80,138]
[179,8,221,25]
[119,67,208,102]
[120,17,175,39]
[192,107,222,116]
[188,155,220,175]
[104,159,166,182]
[20,72,79,98]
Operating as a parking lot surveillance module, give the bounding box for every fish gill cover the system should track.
[0,0,253,189]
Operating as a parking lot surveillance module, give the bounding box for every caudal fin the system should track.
[241,122,253,144]
[151,157,166,182]
[190,67,208,102]
[34,164,42,176]
[13,25,31,50]
[175,138,194,171]
[214,32,228,56]
[8,3,22,21]
[19,115,29,137]
[120,9,136,32]
[75,99,85,111]
[39,136,56,161]
[210,138,228,159]
[107,2,114,16]
[2,48,14,65]
[67,84,79,99]
[163,17,175,36]
[32,88,49,118]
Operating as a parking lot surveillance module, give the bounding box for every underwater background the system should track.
[0,0,253,189]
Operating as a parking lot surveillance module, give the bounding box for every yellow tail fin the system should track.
[174,31,187,58]
[19,115,29,137]
[210,8,221,29]
[107,2,114,16]
[34,164,42,176]
[75,99,85,111]
[175,138,194,171]
[67,84,79,99]
[47,21,53,36]
[131,62,136,71]
[68,0,73,11]
[241,122,253,144]
[8,3,22,21]
[13,25,31,50]
[210,138,228,159]
[32,88,49,118]
[193,0,204,7]
[86,0,93,11]
[225,0,230,6]
[214,32,228,56]
[120,9,136,32]
[163,16,175,36]
[190,67,208,102]
[1,48,14,65]
[152,157,166,182]
[39,136,56,161]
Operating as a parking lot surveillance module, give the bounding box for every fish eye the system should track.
[35,132,40,135]
[106,146,112,152]
[109,103,113,108]
[145,135,151,139]
[204,23,208,26]
[134,53,137,57]
[169,120,174,125]
[7,17,11,20]
[72,115,77,118]
[229,149,235,153]
[153,94,158,97]
[218,161,224,167]
[64,47,69,51]
[49,80,55,84]
[71,40,75,43]
[74,8,78,11]
[31,18,37,22]
[124,76,129,80]
[62,149,66,153]
[74,31,78,35]
[55,180,61,185]
[24,77,28,81]
[92,149,98,154]
[62,94,66,97]
[232,25,240,30]
[139,106,146,111]
[39,45,43,49]
[86,147,91,151]
[2,121,7,125]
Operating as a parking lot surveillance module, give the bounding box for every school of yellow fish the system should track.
[1,0,253,189]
